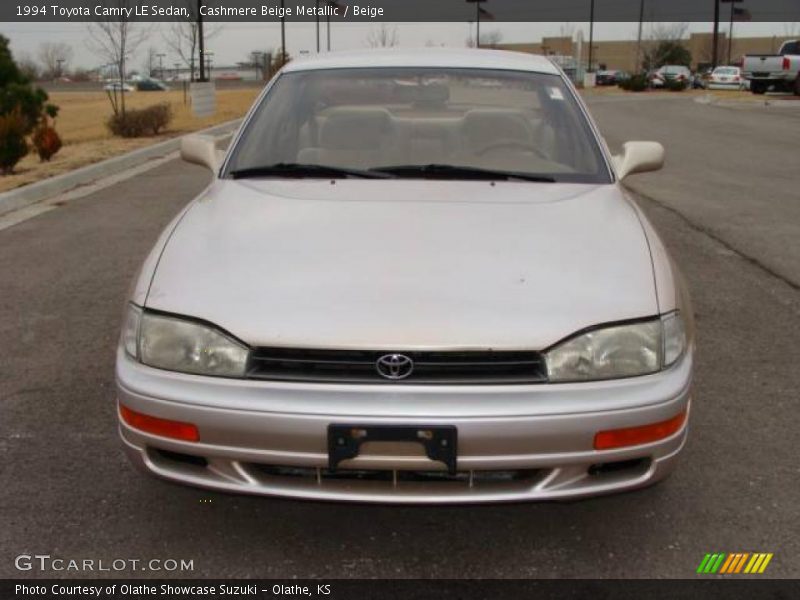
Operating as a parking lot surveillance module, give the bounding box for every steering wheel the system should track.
[476,139,549,160]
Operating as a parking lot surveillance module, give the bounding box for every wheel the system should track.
[794,75,800,97]
[751,81,767,95]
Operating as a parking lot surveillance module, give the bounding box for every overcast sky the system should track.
[0,21,796,71]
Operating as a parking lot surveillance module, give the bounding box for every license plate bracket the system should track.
[327,424,458,474]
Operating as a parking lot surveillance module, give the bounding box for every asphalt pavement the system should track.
[1,93,798,579]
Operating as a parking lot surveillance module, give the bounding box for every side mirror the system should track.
[613,141,665,181]
[180,134,224,173]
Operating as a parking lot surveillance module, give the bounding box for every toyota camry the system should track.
[116,49,693,503]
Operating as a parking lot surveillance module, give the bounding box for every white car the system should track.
[117,49,693,503]
[708,66,749,90]
[103,81,135,93]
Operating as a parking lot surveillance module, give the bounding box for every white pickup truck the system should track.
[742,40,800,95]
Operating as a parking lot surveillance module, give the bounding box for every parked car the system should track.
[707,66,749,91]
[742,40,800,95]
[595,70,621,86]
[117,49,693,504]
[103,82,135,92]
[650,65,692,88]
[136,78,169,92]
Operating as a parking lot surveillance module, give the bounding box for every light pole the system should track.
[712,0,720,69]
[156,53,165,80]
[588,0,595,72]
[251,51,263,80]
[197,0,206,82]
[205,51,214,80]
[280,0,286,64]
[636,0,645,73]
[466,0,487,48]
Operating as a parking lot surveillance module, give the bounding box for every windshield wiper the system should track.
[229,163,394,180]
[370,164,556,182]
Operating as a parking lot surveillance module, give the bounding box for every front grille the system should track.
[246,347,547,384]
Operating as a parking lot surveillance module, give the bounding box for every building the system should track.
[497,33,796,72]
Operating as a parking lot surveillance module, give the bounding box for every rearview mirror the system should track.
[613,141,665,181]
[180,134,224,173]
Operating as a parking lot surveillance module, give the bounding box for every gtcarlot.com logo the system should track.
[697,552,773,575]
[15,554,194,572]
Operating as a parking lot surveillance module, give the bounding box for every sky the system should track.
[0,21,796,72]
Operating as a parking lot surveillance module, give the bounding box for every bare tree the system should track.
[479,30,503,48]
[38,42,74,79]
[365,24,399,48]
[17,52,41,81]
[641,22,689,71]
[86,1,147,115]
[559,22,576,40]
[163,2,220,82]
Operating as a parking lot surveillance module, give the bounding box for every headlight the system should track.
[130,310,249,377]
[545,313,686,382]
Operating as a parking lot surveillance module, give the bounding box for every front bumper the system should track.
[116,348,692,503]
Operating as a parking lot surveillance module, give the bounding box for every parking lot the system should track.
[1,93,798,578]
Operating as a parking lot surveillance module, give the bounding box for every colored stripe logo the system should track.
[697,552,773,574]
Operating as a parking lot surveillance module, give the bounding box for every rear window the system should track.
[226,67,611,184]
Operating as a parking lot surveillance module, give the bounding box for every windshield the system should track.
[714,67,738,75]
[225,67,611,184]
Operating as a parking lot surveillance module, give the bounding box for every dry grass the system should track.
[0,87,262,193]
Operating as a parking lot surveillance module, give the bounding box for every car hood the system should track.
[145,179,657,350]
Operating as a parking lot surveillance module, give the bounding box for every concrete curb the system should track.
[0,119,241,218]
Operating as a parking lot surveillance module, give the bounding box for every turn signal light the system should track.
[119,405,199,442]
[594,410,686,450]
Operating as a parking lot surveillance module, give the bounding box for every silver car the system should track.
[117,49,693,503]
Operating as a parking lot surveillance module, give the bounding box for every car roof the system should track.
[282,48,561,76]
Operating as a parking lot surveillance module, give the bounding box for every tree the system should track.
[163,2,220,82]
[16,52,40,81]
[0,35,59,174]
[0,35,56,133]
[642,23,691,70]
[38,42,73,79]
[479,30,503,48]
[365,24,399,48]
[86,0,146,116]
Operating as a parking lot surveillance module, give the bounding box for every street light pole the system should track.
[197,0,206,82]
[712,0,720,69]
[315,0,320,52]
[588,0,595,72]
[280,0,286,64]
[157,53,165,80]
[636,0,645,73]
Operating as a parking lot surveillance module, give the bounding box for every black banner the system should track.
[3,579,800,600]
[4,0,800,23]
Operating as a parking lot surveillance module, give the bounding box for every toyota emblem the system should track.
[375,354,414,380]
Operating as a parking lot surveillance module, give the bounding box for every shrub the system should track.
[667,78,688,92]
[32,123,62,161]
[0,108,29,174]
[107,103,172,138]
[621,74,648,92]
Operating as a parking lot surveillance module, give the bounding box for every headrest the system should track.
[461,109,532,145]
[320,107,393,150]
